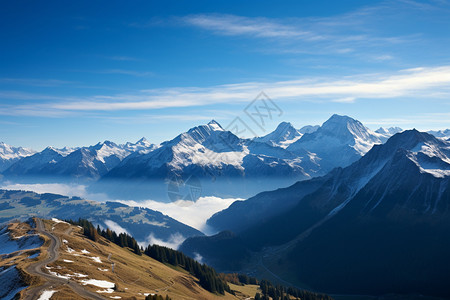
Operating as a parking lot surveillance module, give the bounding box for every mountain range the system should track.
[0,142,35,172]
[2,115,450,298]
[2,139,155,180]
[2,114,432,200]
[181,129,450,298]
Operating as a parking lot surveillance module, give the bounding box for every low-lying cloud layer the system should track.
[0,181,239,235]
[117,196,240,234]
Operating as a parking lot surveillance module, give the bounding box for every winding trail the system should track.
[24,218,106,300]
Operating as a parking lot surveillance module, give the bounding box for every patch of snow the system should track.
[37,290,57,300]
[91,256,102,263]
[81,279,115,288]
[48,270,71,280]
[51,218,68,225]
[67,247,75,253]
[73,273,88,278]
[110,296,121,299]
[63,259,73,263]
[62,239,68,244]
[98,268,109,272]
[81,249,90,254]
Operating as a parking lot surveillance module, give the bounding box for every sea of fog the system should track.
[0,180,241,235]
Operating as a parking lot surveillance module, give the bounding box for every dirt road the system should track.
[24,218,106,300]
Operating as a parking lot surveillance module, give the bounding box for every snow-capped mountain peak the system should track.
[207,120,224,131]
[319,114,378,143]
[428,129,450,139]
[136,137,150,145]
[287,114,384,172]
[180,121,233,148]
[0,142,35,160]
[122,138,156,154]
[381,129,450,178]
[93,140,130,163]
[375,127,403,136]
[254,121,302,148]
[299,125,320,135]
[0,142,36,171]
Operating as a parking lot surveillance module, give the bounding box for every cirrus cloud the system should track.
[1,65,450,117]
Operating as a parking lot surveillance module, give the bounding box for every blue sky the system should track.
[1,0,450,150]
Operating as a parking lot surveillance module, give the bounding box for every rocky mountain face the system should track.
[183,130,450,298]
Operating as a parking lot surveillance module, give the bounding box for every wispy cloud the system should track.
[0,78,74,87]
[179,9,413,56]
[175,0,450,58]
[182,14,314,39]
[1,65,450,116]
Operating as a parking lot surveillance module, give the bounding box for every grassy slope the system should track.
[10,219,258,300]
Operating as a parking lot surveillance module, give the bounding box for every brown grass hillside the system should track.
[7,219,259,300]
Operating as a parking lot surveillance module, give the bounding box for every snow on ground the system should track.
[48,270,70,280]
[81,249,90,254]
[98,268,109,272]
[80,279,115,288]
[51,218,69,225]
[110,296,121,299]
[67,247,75,253]
[62,239,68,244]
[73,273,88,278]
[63,259,73,263]
[37,290,57,300]
[90,256,102,263]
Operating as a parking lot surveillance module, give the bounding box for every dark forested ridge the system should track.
[180,131,450,299]
[257,280,333,300]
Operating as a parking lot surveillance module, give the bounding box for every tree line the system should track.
[144,244,232,295]
[66,218,230,295]
[256,279,334,300]
[219,273,258,286]
[66,218,142,255]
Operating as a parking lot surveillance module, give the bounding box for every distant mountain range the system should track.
[0,142,36,172]
[1,115,449,200]
[2,139,155,180]
[0,189,201,242]
[182,129,450,298]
